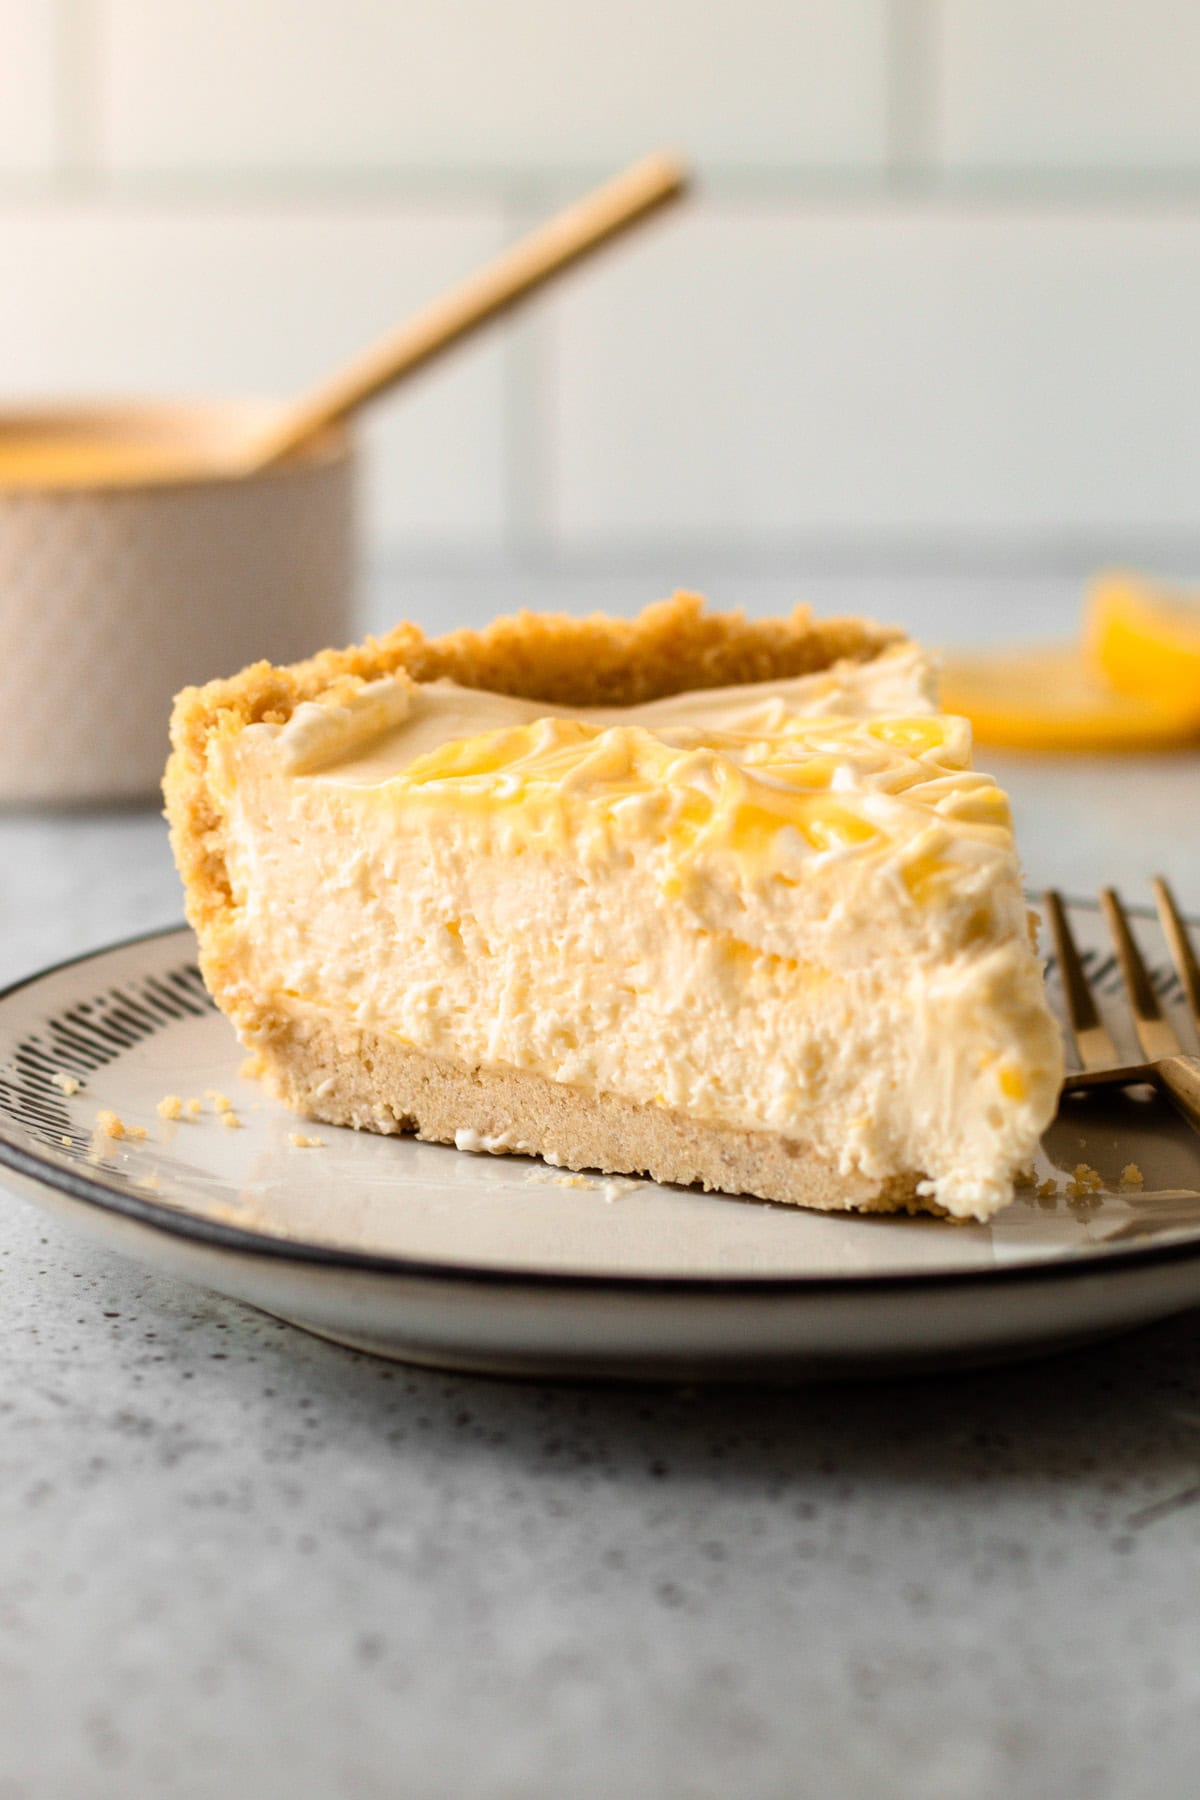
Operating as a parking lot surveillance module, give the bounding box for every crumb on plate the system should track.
[94,1109,145,1141]
[50,1071,81,1096]
[156,1094,183,1121]
[288,1132,324,1149]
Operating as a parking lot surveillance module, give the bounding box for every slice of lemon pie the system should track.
[165,594,1062,1221]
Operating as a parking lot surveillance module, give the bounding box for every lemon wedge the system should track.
[1085,572,1200,709]
[938,645,1200,752]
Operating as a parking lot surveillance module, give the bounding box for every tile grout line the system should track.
[12,162,1200,215]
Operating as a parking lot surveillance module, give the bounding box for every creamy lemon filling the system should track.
[205,645,1062,1217]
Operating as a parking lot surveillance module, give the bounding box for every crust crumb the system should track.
[93,1111,147,1142]
[1066,1161,1105,1202]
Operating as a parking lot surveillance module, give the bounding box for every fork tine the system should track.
[1044,889,1119,1071]
[1152,875,1200,1036]
[1100,885,1183,1062]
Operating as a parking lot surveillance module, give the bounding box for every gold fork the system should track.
[1047,877,1200,1132]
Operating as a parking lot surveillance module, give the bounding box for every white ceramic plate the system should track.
[1,910,1199,1380]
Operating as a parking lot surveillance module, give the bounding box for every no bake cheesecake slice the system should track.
[164,593,1062,1221]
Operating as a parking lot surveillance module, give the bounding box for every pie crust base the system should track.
[252,1005,925,1216]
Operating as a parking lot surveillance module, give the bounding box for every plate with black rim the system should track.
[1,903,1199,1381]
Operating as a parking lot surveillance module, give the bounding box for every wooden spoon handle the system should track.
[240,150,688,472]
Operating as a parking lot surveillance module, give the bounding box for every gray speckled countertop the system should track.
[2,573,1199,1799]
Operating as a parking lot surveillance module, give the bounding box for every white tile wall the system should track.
[939,0,1200,171]
[97,0,891,173]
[1,2,1200,573]
[544,205,1200,543]
[0,0,57,173]
[0,203,510,548]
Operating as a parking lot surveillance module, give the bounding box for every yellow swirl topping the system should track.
[365,710,1012,894]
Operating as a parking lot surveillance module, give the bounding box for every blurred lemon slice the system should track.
[1085,572,1200,709]
[939,645,1200,752]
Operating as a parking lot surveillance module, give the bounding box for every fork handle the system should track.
[1156,1055,1200,1135]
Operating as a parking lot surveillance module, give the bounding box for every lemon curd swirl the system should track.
[207,647,1062,1218]
[385,708,1011,904]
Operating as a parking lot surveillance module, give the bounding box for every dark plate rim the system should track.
[2,921,1200,1301]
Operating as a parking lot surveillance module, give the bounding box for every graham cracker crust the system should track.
[253,1006,923,1217]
